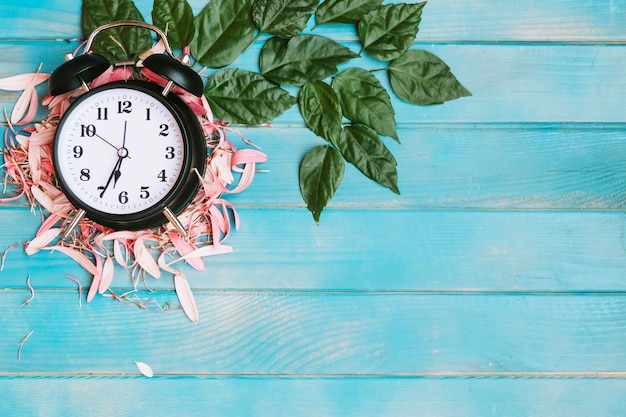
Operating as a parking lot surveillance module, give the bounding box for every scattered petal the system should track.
[87,251,103,302]
[98,256,115,294]
[174,272,199,322]
[46,246,98,276]
[25,228,61,255]
[134,360,154,377]
[133,236,161,278]
[168,231,204,271]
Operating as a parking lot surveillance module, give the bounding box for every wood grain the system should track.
[1,42,625,124]
[2,208,626,292]
[1,0,625,415]
[1,376,626,417]
[2,0,625,41]
[2,291,626,375]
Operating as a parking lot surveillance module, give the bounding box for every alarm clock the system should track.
[49,21,206,239]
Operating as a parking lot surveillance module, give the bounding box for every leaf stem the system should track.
[242,31,263,54]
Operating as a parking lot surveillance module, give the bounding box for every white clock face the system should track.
[55,86,186,215]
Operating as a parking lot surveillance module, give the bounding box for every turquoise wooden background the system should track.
[1,1,626,415]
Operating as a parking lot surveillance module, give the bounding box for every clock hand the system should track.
[93,132,121,152]
[98,156,123,198]
[113,121,128,189]
[91,121,132,159]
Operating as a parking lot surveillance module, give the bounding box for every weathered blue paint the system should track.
[0,1,625,416]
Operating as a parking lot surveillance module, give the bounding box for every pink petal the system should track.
[28,128,55,146]
[11,87,39,125]
[87,251,103,302]
[45,245,98,276]
[113,239,132,268]
[0,72,49,91]
[25,227,61,255]
[36,213,62,237]
[174,272,198,322]
[98,256,115,294]
[157,247,179,274]
[165,244,232,269]
[231,148,267,166]
[133,236,161,278]
[168,231,204,271]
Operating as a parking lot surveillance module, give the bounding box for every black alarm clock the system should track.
[49,21,206,239]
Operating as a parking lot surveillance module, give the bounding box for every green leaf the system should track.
[204,68,296,125]
[190,0,257,68]
[152,0,195,50]
[358,2,426,61]
[252,0,318,38]
[331,68,398,142]
[315,0,383,25]
[299,145,345,223]
[336,124,399,194]
[260,35,358,86]
[81,0,152,62]
[298,81,342,144]
[388,49,472,105]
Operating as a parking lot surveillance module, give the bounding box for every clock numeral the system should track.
[140,186,150,199]
[118,191,129,205]
[159,124,169,136]
[165,146,175,159]
[80,168,91,181]
[117,100,132,114]
[80,124,96,137]
[97,107,108,120]
[157,169,167,182]
[146,108,151,121]
[73,145,83,158]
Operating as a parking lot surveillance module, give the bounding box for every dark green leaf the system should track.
[388,49,472,105]
[358,2,426,61]
[252,0,318,38]
[331,68,398,142]
[260,35,358,86]
[298,81,342,144]
[152,0,195,50]
[315,0,383,25]
[204,68,296,125]
[81,0,152,62]
[299,145,345,223]
[190,0,257,68]
[336,124,399,194]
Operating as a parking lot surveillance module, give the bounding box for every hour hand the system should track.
[98,156,123,198]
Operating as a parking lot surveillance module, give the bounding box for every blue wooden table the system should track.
[1,1,626,415]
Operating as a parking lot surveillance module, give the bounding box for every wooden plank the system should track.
[203,124,626,209]
[1,0,625,41]
[2,208,626,292]
[1,376,626,417]
[5,123,626,210]
[1,42,624,124]
[2,291,626,374]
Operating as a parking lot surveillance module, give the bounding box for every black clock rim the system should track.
[53,80,207,231]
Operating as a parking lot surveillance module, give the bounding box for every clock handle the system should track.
[83,21,178,61]
[82,21,203,97]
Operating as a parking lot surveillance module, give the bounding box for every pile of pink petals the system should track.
[0,62,266,321]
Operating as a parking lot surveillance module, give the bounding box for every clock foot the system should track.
[61,209,86,240]
[163,207,188,239]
